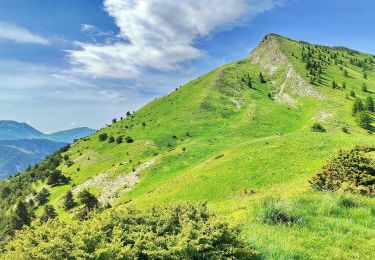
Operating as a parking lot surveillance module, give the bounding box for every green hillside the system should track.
[1,34,374,259]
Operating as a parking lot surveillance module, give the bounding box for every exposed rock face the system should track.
[249,34,323,105]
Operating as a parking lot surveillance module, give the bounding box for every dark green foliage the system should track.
[343,69,348,77]
[341,126,349,134]
[356,112,372,130]
[309,148,375,195]
[35,188,50,205]
[116,136,123,144]
[7,201,32,232]
[62,191,76,211]
[112,118,117,124]
[40,205,57,223]
[363,72,368,79]
[342,82,346,89]
[259,72,266,83]
[365,96,374,112]
[350,90,356,97]
[108,136,115,143]
[241,73,253,88]
[46,170,69,186]
[1,204,259,259]
[311,123,326,132]
[77,190,99,211]
[352,98,364,115]
[362,84,368,92]
[259,198,300,226]
[98,133,108,141]
[125,136,134,143]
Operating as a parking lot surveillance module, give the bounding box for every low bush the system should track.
[311,123,326,132]
[309,148,375,195]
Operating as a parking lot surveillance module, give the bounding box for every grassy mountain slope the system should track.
[1,34,375,259]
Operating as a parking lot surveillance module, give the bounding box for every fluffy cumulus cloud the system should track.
[0,22,49,45]
[67,0,284,79]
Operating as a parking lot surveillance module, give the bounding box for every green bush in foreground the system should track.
[309,147,375,195]
[0,203,259,259]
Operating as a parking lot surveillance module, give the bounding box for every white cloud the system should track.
[0,21,49,45]
[81,24,96,32]
[67,0,284,79]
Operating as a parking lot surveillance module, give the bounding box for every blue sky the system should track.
[0,0,374,132]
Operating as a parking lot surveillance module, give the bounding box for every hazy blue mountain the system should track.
[0,121,96,179]
[0,120,45,140]
[0,139,67,179]
[46,127,96,143]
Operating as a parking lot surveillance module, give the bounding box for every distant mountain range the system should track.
[0,120,96,179]
[0,120,96,143]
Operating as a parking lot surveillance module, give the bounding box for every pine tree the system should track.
[352,98,364,115]
[259,72,266,83]
[356,112,372,130]
[63,191,76,211]
[8,201,31,231]
[40,205,58,223]
[78,190,99,211]
[365,96,374,112]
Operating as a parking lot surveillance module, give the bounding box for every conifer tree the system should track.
[63,191,76,211]
[40,205,57,223]
[365,96,374,112]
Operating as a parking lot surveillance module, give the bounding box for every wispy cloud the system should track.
[67,0,285,79]
[0,21,49,45]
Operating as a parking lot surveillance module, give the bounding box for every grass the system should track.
[14,34,375,258]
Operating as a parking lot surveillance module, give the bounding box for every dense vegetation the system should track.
[0,204,259,259]
[310,146,375,195]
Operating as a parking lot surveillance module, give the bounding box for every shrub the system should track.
[309,148,375,195]
[35,188,50,205]
[349,90,356,97]
[108,136,115,143]
[98,133,108,141]
[116,136,123,144]
[311,123,326,132]
[0,203,259,259]
[46,170,69,186]
[341,126,349,134]
[259,198,300,226]
[125,136,134,143]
